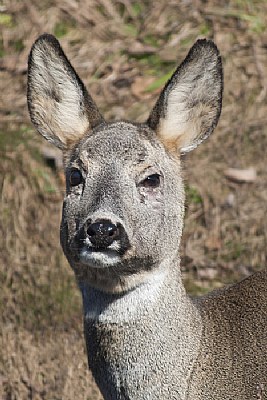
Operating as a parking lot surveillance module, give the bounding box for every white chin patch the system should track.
[80,247,121,268]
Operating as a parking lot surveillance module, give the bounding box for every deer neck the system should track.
[79,260,203,399]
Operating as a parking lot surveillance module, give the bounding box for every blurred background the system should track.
[0,0,267,398]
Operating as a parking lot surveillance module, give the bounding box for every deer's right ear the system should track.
[147,39,223,153]
[27,34,104,150]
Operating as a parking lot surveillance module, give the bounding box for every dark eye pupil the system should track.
[142,174,161,188]
[69,170,82,186]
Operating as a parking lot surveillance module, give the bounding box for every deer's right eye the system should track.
[69,170,83,186]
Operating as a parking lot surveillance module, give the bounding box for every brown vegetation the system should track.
[0,0,267,398]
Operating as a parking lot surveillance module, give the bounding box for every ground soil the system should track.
[0,1,267,399]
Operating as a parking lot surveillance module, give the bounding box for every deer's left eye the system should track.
[141,173,161,188]
[69,170,83,186]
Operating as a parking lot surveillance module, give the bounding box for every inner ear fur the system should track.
[27,34,104,150]
[147,39,223,153]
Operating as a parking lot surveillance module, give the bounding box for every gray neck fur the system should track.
[81,260,202,399]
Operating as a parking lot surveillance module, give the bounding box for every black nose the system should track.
[86,219,119,249]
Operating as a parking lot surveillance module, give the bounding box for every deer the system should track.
[27,34,267,400]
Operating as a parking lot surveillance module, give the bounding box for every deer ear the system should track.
[147,39,223,153]
[27,34,104,150]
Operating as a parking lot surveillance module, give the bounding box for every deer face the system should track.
[27,34,222,293]
[60,121,184,291]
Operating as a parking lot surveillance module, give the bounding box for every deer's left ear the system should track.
[147,39,223,153]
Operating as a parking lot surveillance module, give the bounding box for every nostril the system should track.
[86,220,119,249]
[107,224,117,237]
[87,225,97,237]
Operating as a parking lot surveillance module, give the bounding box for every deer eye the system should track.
[141,173,161,188]
[69,169,83,186]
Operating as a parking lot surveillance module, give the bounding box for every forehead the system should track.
[75,121,159,163]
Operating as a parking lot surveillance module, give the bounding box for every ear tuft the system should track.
[27,34,104,150]
[147,39,223,153]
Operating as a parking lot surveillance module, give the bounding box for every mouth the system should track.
[73,222,131,269]
[80,245,122,268]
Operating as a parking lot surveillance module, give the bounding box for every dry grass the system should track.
[0,0,267,398]
[0,136,102,398]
